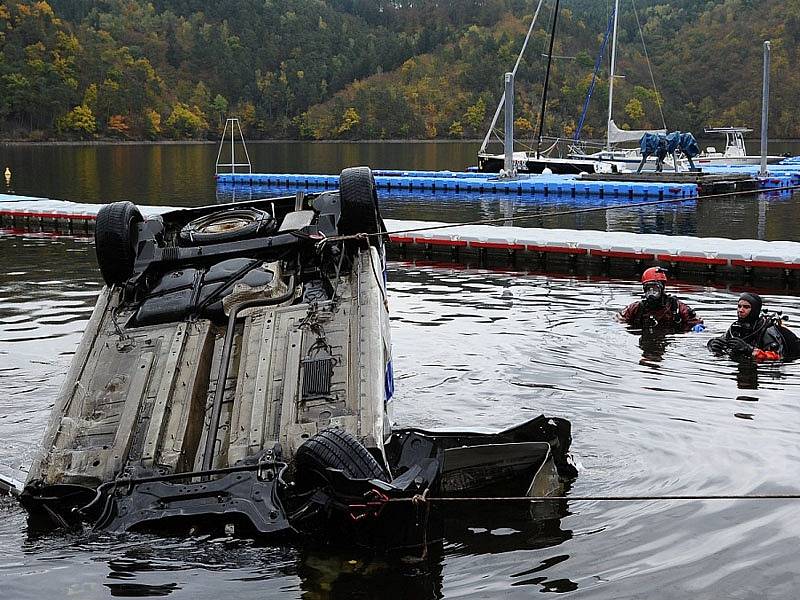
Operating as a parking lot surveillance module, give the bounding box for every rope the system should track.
[316,183,800,246]
[631,0,667,130]
[386,492,800,504]
[574,6,616,141]
[534,0,561,156]
[479,0,547,155]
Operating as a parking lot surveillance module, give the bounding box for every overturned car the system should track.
[9,167,575,547]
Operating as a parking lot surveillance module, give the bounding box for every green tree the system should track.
[464,97,486,132]
[165,102,208,138]
[57,104,96,138]
[624,98,645,122]
[190,81,211,114]
[210,94,228,130]
[144,108,162,139]
[337,107,361,137]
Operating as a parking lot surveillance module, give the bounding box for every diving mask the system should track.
[643,282,664,307]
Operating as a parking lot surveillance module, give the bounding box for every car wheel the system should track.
[179,207,275,245]
[295,428,389,484]
[95,201,143,286]
[338,166,381,238]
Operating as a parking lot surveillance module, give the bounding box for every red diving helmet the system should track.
[641,267,668,284]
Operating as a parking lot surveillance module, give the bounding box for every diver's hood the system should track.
[738,292,762,325]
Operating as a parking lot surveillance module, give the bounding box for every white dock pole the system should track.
[760,41,771,177]
[504,72,514,174]
[230,118,236,174]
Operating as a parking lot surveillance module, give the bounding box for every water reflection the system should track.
[509,555,578,593]
[637,332,672,365]
[735,361,760,390]
[445,501,573,556]
[2,142,800,240]
[297,546,444,599]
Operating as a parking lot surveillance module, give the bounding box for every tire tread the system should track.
[338,166,380,236]
[296,428,388,481]
[94,201,142,285]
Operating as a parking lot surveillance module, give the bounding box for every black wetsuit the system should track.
[708,317,787,359]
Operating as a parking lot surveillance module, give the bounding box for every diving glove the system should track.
[726,337,754,356]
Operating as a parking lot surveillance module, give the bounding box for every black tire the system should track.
[179,208,275,245]
[95,201,143,286]
[338,166,381,237]
[295,428,389,484]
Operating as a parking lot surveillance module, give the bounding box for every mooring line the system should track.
[320,182,800,246]
[387,493,800,504]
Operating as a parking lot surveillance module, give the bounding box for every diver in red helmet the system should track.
[707,292,798,361]
[618,267,704,332]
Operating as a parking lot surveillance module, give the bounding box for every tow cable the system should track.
[384,492,800,504]
[316,183,800,247]
[347,489,392,522]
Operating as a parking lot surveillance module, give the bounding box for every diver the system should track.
[618,267,704,332]
[707,292,799,361]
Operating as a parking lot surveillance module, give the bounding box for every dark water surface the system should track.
[1,143,800,598]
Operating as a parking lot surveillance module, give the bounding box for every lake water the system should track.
[1,143,800,598]
[3,140,800,240]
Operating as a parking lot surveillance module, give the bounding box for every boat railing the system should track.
[541,136,608,157]
[480,135,617,159]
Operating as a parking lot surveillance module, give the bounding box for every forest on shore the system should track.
[1,0,799,142]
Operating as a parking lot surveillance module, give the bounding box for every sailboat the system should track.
[477,0,673,174]
[476,0,622,175]
[570,2,785,171]
[565,0,676,172]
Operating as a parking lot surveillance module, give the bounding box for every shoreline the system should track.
[0,138,485,147]
[5,138,798,147]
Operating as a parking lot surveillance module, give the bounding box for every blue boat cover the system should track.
[639,132,666,157]
[679,132,700,158]
[639,131,699,158]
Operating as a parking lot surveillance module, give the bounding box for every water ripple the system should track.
[2,240,800,598]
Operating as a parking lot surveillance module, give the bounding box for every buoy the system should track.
[542,167,553,175]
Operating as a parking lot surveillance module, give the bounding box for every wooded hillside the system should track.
[1,0,798,141]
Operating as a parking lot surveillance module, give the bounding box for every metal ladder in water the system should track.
[215,118,252,175]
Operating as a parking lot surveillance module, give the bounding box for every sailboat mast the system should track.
[606,0,620,150]
[535,0,561,158]
[478,0,547,156]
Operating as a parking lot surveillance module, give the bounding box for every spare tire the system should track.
[179,207,275,245]
[295,428,389,485]
[338,167,381,237]
[95,201,143,286]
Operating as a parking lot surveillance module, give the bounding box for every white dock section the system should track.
[387,219,800,273]
[1,195,799,279]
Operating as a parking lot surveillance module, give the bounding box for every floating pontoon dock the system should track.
[215,166,800,199]
[217,170,699,199]
[2,194,799,288]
